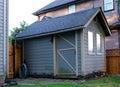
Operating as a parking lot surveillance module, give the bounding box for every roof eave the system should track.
[99,8,111,36]
[85,7,111,36]
[33,0,87,16]
[16,26,84,40]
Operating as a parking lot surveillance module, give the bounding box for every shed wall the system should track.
[83,19,106,75]
[24,36,54,75]
[24,31,82,77]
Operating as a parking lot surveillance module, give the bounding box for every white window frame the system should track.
[96,33,102,55]
[68,4,75,14]
[104,0,114,11]
[88,31,94,54]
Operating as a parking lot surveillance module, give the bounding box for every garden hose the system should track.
[19,63,27,78]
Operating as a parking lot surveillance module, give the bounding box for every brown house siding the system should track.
[104,1,119,25]
[106,30,119,49]
[39,8,68,20]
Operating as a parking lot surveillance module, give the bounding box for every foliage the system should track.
[9,36,12,44]
[9,21,28,44]
[7,76,120,87]
[118,0,120,7]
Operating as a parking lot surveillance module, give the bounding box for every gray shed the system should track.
[16,8,111,78]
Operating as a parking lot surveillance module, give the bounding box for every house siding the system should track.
[106,30,119,49]
[83,19,106,75]
[0,0,4,75]
[24,36,54,75]
[0,0,8,76]
[39,7,68,20]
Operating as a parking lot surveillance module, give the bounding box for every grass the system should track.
[7,76,120,87]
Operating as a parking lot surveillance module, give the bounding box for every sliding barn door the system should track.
[55,32,77,75]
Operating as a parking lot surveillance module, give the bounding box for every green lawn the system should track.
[7,76,120,87]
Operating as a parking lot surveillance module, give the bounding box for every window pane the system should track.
[88,31,93,53]
[96,34,101,53]
[104,3,113,11]
[69,5,75,14]
[104,0,113,4]
[104,0,113,11]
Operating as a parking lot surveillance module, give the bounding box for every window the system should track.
[96,34,101,53]
[88,31,94,53]
[68,5,75,14]
[104,0,114,11]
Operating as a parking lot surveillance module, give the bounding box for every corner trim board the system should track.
[75,31,78,76]
[53,35,57,76]
[81,29,86,75]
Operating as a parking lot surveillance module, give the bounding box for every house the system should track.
[33,0,119,49]
[16,7,111,78]
[0,0,8,79]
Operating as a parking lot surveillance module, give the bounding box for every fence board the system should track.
[9,41,22,78]
[9,44,14,78]
[106,49,120,75]
[15,41,22,77]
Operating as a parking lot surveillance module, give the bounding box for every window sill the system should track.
[96,53,102,55]
[88,52,95,55]
[104,8,114,12]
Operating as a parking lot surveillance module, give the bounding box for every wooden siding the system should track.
[38,0,118,25]
[0,0,8,76]
[24,36,54,75]
[83,19,106,75]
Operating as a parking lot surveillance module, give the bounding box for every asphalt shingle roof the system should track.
[16,8,110,39]
[33,0,86,16]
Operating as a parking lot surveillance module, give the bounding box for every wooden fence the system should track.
[9,44,14,78]
[9,41,22,78]
[106,48,120,75]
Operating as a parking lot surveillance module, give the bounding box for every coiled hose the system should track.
[19,63,27,78]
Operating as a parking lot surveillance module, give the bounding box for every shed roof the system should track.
[33,0,87,16]
[16,8,111,40]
